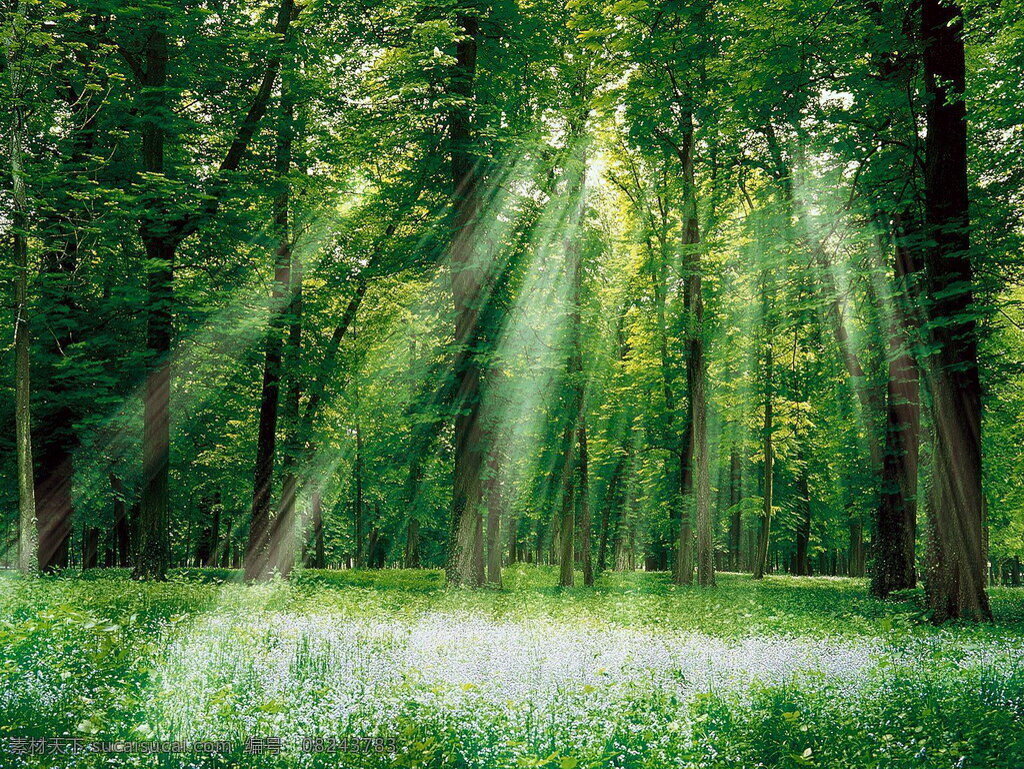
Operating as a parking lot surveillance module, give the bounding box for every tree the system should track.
[447,7,486,586]
[920,0,991,622]
[3,0,37,574]
[126,0,296,579]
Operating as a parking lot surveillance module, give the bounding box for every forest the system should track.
[2,0,1024,766]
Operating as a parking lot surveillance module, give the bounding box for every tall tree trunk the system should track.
[5,0,38,575]
[753,339,774,580]
[133,17,173,580]
[275,249,303,577]
[678,109,713,587]
[921,0,990,622]
[447,10,486,587]
[129,0,294,579]
[600,315,632,575]
[563,129,592,588]
[244,51,295,581]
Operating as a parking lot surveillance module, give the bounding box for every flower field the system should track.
[2,568,1023,768]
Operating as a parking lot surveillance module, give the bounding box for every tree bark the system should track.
[446,10,486,587]
[130,0,295,579]
[678,106,714,588]
[921,0,991,622]
[872,223,922,597]
[753,338,774,580]
[5,0,38,575]
[354,415,364,568]
[244,46,295,581]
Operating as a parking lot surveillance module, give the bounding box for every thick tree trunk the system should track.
[921,0,990,622]
[133,18,173,580]
[447,11,486,587]
[688,309,711,584]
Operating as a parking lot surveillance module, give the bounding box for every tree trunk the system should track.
[244,52,295,582]
[668,105,713,588]
[558,423,576,587]
[277,211,304,575]
[446,11,486,587]
[486,451,503,586]
[578,422,593,586]
[82,525,99,570]
[5,0,38,575]
[130,0,294,579]
[872,224,922,597]
[753,340,774,580]
[133,17,173,580]
[310,491,324,568]
[354,416,364,568]
[921,0,990,622]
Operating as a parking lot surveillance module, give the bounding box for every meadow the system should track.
[1,568,1023,769]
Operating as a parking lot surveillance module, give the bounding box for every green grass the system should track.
[1,567,1022,768]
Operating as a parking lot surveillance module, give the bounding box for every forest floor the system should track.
[1,567,1023,769]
